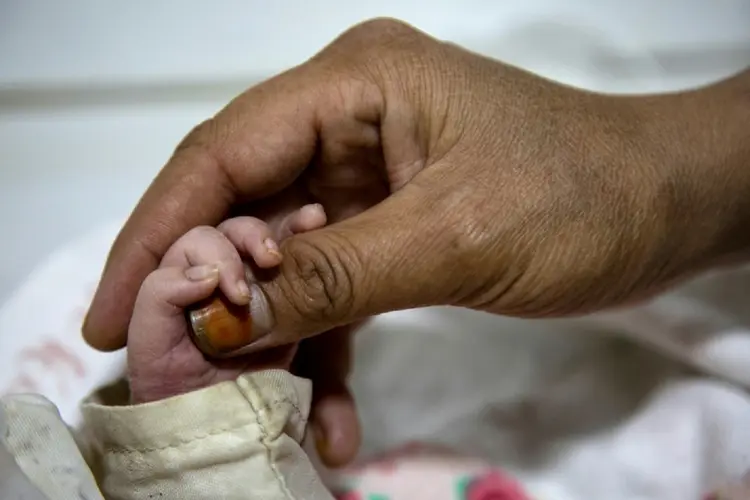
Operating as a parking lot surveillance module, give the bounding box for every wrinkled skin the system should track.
[85,19,750,467]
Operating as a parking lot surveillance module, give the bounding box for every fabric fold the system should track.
[80,370,333,500]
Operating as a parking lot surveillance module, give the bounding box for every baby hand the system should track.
[126,204,327,404]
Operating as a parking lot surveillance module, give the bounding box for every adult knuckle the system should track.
[436,185,496,263]
[348,18,419,40]
[314,17,437,99]
[175,118,221,153]
[162,118,230,192]
[279,239,355,323]
[327,18,424,63]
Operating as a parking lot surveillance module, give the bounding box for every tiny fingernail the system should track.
[264,238,278,252]
[302,203,327,225]
[236,279,250,300]
[185,264,219,281]
[264,238,282,258]
[302,203,322,212]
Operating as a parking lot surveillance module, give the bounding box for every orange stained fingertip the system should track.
[187,292,254,358]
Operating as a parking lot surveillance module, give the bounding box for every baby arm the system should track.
[81,205,334,500]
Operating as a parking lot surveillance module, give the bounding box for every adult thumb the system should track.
[249,184,464,350]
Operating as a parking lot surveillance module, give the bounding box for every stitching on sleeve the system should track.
[262,397,304,418]
[245,378,298,500]
[103,400,307,454]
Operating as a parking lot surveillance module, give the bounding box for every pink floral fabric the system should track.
[328,443,534,500]
[463,471,528,500]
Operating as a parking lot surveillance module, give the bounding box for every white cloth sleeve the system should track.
[1,393,104,500]
[80,369,334,500]
[1,370,333,500]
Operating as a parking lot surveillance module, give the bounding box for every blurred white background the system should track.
[1,0,749,304]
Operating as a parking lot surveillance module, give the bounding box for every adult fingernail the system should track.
[185,264,219,281]
[249,284,274,337]
[264,238,282,259]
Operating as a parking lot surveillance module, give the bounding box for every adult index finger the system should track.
[82,68,324,351]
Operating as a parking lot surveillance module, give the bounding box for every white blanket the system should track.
[1,222,749,499]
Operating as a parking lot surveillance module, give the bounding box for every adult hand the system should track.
[84,19,750,463]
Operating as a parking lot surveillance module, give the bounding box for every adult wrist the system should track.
[634,69,750,276]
